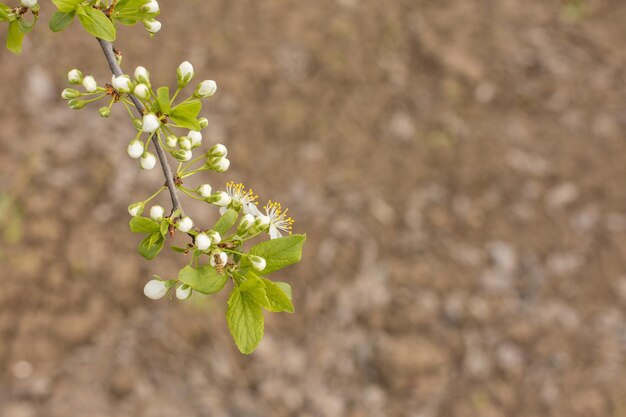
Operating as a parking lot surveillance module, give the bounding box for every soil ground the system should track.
[1,1,626,416]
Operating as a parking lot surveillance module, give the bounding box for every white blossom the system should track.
[188,130,202,147]
[82,75,97,93]
[142,113,160,133]
[144,279,168,300]
[140,152,157,170]
[263,201,294,239]
[127,140,144,159]
[220,182,258,215]
[177,216,193,233]
[134,66,150,83]
[134,83,150,99]
[150,205,165,221]
[112,74,133,93]
[195,80,217,98]
[177,61,194,86]
[195,233,211,251]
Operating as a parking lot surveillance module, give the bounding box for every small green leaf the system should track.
[170,246,187,253]
[129,216,160,233]
[138,232,164,260]
[213,209,238,235]
[17,16,37,34]
[241,234,306,275]
[261,278,294,313]
[156,87,171,114]
[178,265,228,294]
[0,3,11,22]
[275,282,292,300]
[52,0,82,13]
[170,100,202,130]
[49,11,75,32]
[226,286,264,354]
[6,21,24,54]
[159,219,169,236]
[78,6,116,41]
[240,273,270,308]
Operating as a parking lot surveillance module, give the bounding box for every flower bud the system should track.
[208,143,227,158]
[194,80,217,98]
[195,233,211,251]
[208,191,231,207]
[127,140,144,159]
[68,69,83,84]
[177,216,193,233]
[134,83,150,99]
[212,158,230,172]
[20,0,37,8]
[142,112,160,133]
[176,284,192,300]
[176,61,194,87]
[132,118,143,130]
[197,184,212,198]
[98,107,111,118]
[209,251,228,267]
[165,135,178,148]
[207,231,221,244]
[134,66,150,84]
[255,215,270,228]
[238,213,254,232]
[140,152,157,170]
[249,255,266,272]
[188,130,202,147]
[144,279,168,300]
[112,74,133,93]
[82,75,97,93]
[61,88,80,100]
[171,150,191,161]
[68,99,87,110]
[141,0,159,13]
[178,136,192,150]
[150,205,165,221]
[198,117,209,129]
[128,202,144,217]
[143,19,161,34]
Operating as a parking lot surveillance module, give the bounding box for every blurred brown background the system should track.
[1,0,626,416]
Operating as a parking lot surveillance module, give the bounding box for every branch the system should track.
[97,38,182,213]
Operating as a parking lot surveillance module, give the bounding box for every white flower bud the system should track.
[20,0,37,8]
[213,158,230,172]
[198,117,209,129]
[134,66,150,84]
[208,143,227,158]
[208,231,222,244]
[249,255,266,272]
[128,202,144,216]
[177,216,193,233]
[238,213,254,231]
[142,112,160,133]
[197,184,212,198]
[150,205,165,221]
[68,99,87,110]
[256,215,270,227]
[209,251,228,267]
[61,88,80,99]
[176,284,192,300]
[112,74,133,93]
[143,19,161,34]
[178,136,192,150]
[182,150,193,161]
[177,61,194,86]
[194,80,217,98]
[82,75,97,93]
[210,191,231,207]
[127,140,144,159]
[142,0,159,13]
[134,83,150,99]
[188,130,202,147]
[165,135,178,148]
[195,233,211,251]
[144,279,168,300]
[68,69,83,84]
[140,152,157,170]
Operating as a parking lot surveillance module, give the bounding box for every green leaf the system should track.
[240,273,270,308]
[226,286,264,354]
[129,216,160,233]
[49,11,75,32]
[138,232,164,260]
[213,209,238,235]
[275,282,292,300]
[17,16,37,34]
[159,219,169,236]
[178,265,228,294]
[241,234,306,275]
[170,246,187,253]
[261,278,294,313]
[0,3,11,22]
[6,21,24,54]
[156,87,171,114]
[78,6,116,41]
[170,100,202,130]
[52,0,82,13]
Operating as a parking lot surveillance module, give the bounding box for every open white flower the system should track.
[82,75,97,93]
[262,200,294,239]
[150,205,165,221]
[142,113,160,133]
[144,279,168,300]
[127,140,144,159]
[220,182,258,215]
[176,284,192,300]
[195,233,211,251]
[177,216,193,233]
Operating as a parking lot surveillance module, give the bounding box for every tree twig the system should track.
[97,38,182,213]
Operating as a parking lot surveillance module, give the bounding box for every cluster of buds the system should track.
[62,61,219,171]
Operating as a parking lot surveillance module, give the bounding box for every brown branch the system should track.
[97,38,182,213]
